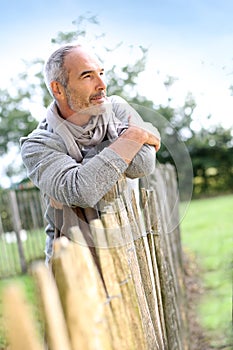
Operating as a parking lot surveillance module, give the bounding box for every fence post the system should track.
[9,190,27,273]
[0,213,3,234]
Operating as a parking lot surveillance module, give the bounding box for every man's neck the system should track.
[55,102,92,126]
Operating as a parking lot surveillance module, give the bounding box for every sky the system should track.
[1,0,233,186]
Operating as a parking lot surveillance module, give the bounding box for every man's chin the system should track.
[89,100,112,115]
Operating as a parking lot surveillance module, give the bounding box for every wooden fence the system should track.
[2,164,190,350]
[0,188,46,278]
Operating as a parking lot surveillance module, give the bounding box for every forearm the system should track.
[21,135,128,208]
[125,144,156,178]
[109,124,160,164]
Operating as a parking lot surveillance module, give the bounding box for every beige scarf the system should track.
[46,101,128,162]
[46,100,128,247]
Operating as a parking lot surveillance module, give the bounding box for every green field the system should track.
[180,194,233,347]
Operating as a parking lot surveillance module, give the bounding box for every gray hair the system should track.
[44,44,81,97]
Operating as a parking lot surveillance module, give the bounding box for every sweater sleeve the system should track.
[20,130,128,208]
[110,95,158,178]
[125,144,156,178]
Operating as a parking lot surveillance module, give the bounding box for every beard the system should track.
[65,88,108,116]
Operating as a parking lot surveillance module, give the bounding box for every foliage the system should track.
[188,126,233,196]
[0,88,37,155]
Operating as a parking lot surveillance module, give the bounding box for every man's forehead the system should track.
[65,47,103,70]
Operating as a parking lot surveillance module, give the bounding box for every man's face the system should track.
[63,47,107,115]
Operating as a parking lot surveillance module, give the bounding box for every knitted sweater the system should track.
[20,95,158,243]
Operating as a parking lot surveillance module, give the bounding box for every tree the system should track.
[188,125,233,196]
[0,88,37,155]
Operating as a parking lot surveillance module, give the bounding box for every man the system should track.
[20,44,160,264]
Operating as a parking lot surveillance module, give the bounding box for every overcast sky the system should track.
[1,0,233,130]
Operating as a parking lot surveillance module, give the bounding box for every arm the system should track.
[110,123,160,162]
[110,95,160,177]
[20,130,129,208]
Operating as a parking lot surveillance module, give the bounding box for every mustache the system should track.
[90,92,106,99]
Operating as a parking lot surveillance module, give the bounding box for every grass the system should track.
[180,194,233,347]
[0,229,45,277]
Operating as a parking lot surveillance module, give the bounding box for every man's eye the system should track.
[84,75,91,78]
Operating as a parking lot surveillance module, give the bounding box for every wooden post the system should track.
[0,212,3,234]
[91,217,137,350]
[141,188,168,349]
[114,196,161,350]
[9,190,27,273]
[52,234,112,350]
[101,213,147,348]
[32,262,72,350]
[152,166,183,350]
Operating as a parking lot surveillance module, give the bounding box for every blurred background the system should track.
[0,1,232,349]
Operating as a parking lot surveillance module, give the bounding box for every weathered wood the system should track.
[52,234,112,350]
[163,165,189,350]
[141,188,168,349]
[98,213,148,349]
[91,217,137,350]
[32,262,72,350]
[152,167,184,350]
[129,190,165,349]
[114,196,161,350]
[3,284,43,350]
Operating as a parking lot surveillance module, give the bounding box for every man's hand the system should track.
[120,125,161,151]
[109,124,161,164]
[50,197,63,209]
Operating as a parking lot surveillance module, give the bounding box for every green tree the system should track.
[0,88,37,155]
[188,125,233,196]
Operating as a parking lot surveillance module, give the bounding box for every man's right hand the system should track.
[109,124,161,164]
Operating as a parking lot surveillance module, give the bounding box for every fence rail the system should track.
[2,164,190,349]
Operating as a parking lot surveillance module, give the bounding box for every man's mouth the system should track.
[90,93,107,103]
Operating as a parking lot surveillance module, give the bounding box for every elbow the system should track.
[126,146,156,179]
[141,145,156,176]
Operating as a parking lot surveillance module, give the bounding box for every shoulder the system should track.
[108,95,128,105]
[108,95,130,112]
[20,128,66,152]
[108,95,131,122]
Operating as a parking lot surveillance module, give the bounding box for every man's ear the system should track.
[50,81,66,100]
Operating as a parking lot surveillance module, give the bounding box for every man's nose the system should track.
[96,75,107,90]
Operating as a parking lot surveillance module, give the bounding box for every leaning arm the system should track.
[20,131,129,208]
